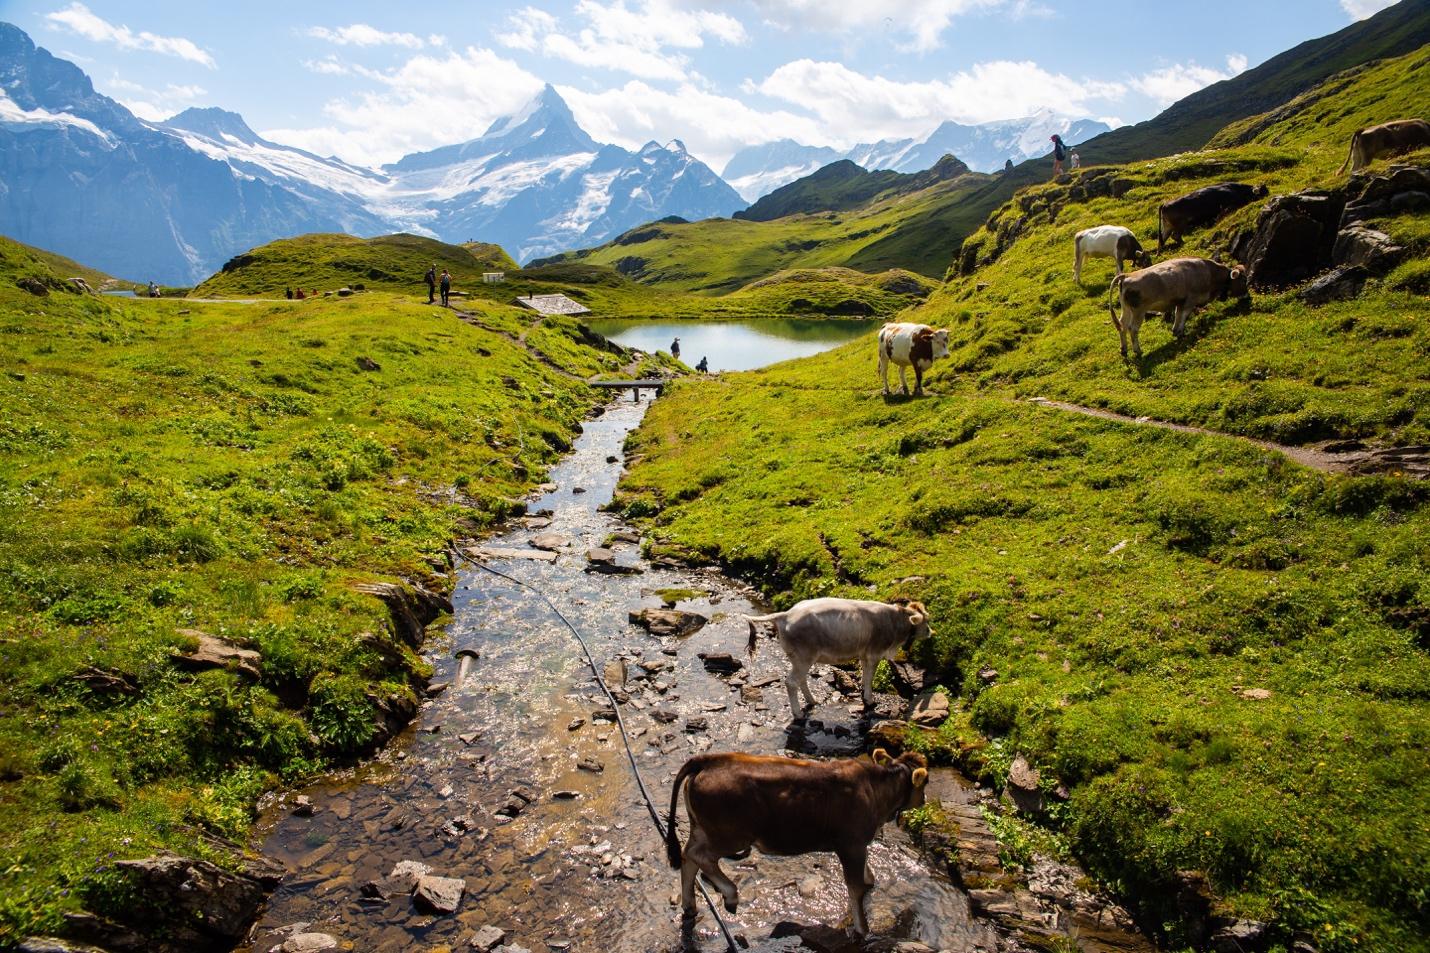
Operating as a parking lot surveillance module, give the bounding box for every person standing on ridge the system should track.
[671,337,681,359]
[695,356,708,373]
[439,269,452,307]
[1049,134,1067,177]
[424,263,437,303]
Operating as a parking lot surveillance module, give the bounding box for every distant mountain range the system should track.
[0,22,742,283]
[722,112,1112,202]
[0,18,1116,283]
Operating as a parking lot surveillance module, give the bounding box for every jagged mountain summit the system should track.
[0,23,743,282]
[723,112,1113,201]
[390,88,744,262]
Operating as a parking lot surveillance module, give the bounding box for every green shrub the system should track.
[307,674,377,754]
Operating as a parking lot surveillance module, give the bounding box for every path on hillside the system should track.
[1025,396,1430,479]
[447,304,590,382]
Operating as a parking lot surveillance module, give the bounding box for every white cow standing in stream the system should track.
[878,323,950,396]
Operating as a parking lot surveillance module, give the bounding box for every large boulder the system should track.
[351,580,452,649]
[1332,225,1405,275]
[628,607,707,638]
[94,853,282,949]
[171,629,261,680]
[1341,164,1430,225]
[1239,190,1344,289]
[1298,266,1369,305]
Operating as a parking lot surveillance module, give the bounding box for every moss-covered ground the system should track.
[614,52,1430,951]
[0,264,629,942]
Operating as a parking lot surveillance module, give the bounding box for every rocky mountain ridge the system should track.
[0,24,742,282]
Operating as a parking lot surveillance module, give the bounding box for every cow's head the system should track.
[931,329,951,361]
[1253,184,1269,198]
[1132,248,1153,269]
[873,749,931,819]
[1227,265,1249,299]
[893,600,932,648]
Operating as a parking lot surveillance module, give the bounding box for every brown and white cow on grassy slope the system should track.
[1338,119,1430,174]
[878,322,950,396]
[1109,257,1248,360]
[666,748,929,936]
[746,597,931,718]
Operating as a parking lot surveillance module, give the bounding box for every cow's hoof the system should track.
[724,899,738,914]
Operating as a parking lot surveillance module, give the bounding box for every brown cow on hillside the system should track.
[1109,257,1248,360]
[666,748,929,936]
[1158,182,1268,251]
[1337,119,1430,174]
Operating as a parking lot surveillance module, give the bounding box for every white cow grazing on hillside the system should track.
[1073,225,1151,283]
[877,322,950,396]
[745,597,931,718]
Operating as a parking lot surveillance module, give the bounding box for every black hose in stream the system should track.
[472,560,742,953]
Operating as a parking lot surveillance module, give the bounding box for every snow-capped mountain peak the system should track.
[160,107,262,145]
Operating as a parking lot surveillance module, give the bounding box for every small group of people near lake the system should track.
[423,263,452,306]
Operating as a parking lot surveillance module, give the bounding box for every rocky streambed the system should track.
[239,399,1149,953]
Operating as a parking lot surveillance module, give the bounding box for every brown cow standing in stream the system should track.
[1337,119,1430,173]
[666,748,929,936]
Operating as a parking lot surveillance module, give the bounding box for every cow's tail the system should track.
[744,612,785,657]
[1108,274,1126,329]
[1157,206,1167,250]
[1336,131,1359,175]
[667,757,704,868]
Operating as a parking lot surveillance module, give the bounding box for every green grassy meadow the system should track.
[614,50,1430,951]
[0,265,631,941]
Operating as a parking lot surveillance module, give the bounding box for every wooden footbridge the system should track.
[588,378,666,400]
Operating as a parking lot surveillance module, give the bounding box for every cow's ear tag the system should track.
[872,748,892,766]
[912,767,928,787]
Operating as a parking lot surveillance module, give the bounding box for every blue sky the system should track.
[0,0,1403,169]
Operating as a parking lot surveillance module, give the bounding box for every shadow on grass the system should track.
[1133,297,1251,374]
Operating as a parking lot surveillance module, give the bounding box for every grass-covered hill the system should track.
[1076,0,1430,166]
[612,46,1430,953]
[545,167,1004,289]
[192,232,933,319]
[192,232,500,298]
[925,46,1430,446]
[1,235,111,290]
[0,245,645,942]
[733,155,972,223]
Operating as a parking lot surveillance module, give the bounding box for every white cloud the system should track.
[1130,54,1247,107]
[306,24,426,49]
[103,75,207,121]
[497,1,746,80]
[561,79,826,168]
[261,47,544,168]
[45,3,216,68]
[754,59,1127,142]
[749,0,1008,52]
[1340,0,1399,19]
[303,56,351,76]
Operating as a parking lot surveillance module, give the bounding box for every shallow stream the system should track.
[245,399,998,953]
